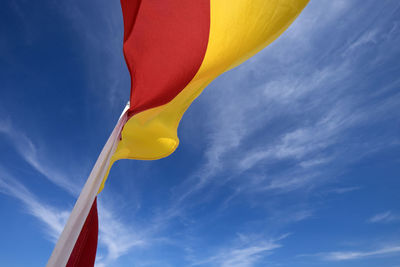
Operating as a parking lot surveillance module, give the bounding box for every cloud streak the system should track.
[0,119,81,195]
[96,199,147,267]
[0,167,70,242]
[368,211,400,224]
[321,246,400,261]
[191,234,288,267]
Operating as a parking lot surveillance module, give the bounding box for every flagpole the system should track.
[47,103,129,267]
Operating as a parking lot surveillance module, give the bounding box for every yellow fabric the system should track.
[98,0,309,192]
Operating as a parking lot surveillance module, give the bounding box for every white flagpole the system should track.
[47,103,129,267]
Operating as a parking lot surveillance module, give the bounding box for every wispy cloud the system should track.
[0,167,70,242]
[345,29,379,53]
[191,234,289,267]
[321,245,400,261]
[96,199,147,267]
[0,120,81,195]
[238,99,358,172]
[328,186,361,194]
[368,211,400,224]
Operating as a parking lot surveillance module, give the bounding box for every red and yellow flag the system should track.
[48,1,309,266]
[100,0,309,191]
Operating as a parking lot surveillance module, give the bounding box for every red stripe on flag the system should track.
[120,0,141,42]
[66,197,99,267]
[122,0,210,116]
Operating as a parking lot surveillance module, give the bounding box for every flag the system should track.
[47,0,309,266]
[100,0,309,191]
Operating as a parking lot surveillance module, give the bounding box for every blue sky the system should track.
[1,0,400,266]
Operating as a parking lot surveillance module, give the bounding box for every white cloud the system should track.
[191,234,288,267]
[368,211,400,224]
[321,246,400,261]
[346,29,379,52]
[238,95,360,173]
[0,120,81,195]
[328,186,361,194]
[0,168,69,242]
[96,199,147,266]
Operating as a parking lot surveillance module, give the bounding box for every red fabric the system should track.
[66,198,99,267]
[120,0,141,42]
[121,0,210,116]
